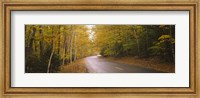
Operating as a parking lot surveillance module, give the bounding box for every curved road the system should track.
[84,56,164,73]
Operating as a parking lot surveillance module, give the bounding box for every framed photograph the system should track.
[1,0,199,96]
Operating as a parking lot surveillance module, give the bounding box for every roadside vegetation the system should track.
[25,25,93,73]
[59,59,88,73]
[25,25,175,73]
[94,25,175,72]
[94,25,175,62]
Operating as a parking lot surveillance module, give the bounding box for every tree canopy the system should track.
[94,25,175,62]
[25,25,175,73]
[25,25,94,73]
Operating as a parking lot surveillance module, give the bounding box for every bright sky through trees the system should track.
[86,25,95,42]
[25,25,175,73]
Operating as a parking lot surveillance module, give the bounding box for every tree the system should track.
[29,26,36,53]
[25,24,175,73]
[94,25,175,62]
[39,25,44,56]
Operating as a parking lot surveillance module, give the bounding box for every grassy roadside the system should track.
[106,57,175,73]
[58,59,88,73]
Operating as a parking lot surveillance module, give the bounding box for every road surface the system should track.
[84,56,164,73]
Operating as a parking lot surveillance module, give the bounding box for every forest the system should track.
[25,25,94,73]
[25,25,175,73]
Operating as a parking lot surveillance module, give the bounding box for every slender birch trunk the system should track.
[62,32,67,65]
[47,42,54,73]
[58,25,61,54]
[47,26,55,73]
[73,31,77,61]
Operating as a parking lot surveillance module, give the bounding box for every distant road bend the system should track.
[84,56,163,73]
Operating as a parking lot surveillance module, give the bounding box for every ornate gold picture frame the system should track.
[0,0,199,97]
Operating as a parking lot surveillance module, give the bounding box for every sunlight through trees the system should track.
[25,25,175,73]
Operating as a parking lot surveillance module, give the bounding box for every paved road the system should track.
[84,56,164,73]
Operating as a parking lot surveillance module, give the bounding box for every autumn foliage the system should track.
[25,25,94,73]
[25,25,175,73]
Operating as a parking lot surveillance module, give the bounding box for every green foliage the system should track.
[25,25,175,73]
[94,25,175,62]
[149,35,175,62]
[25,46,61,73]
[41,46,61,73]
[25,53,42,73]
[25,25,93,73]
[158,35,171,40]
[148,45,163,56]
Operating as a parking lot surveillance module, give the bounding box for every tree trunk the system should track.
[136,39,140,56]
[29,26,36,52]
[51,26,54,45]
[133,29,140,57]
[47,26,55,73]
[62,39,67,65]
[39,25,44,57]
[66,36,71,63]
[81,46,83,58]
[170,25,175,62]
[73,31,77,61]
[145,31,149,57]
[58,25,61,54]
[47,42,54,73]
[25,25,28,47]
[70,25,74,63]
[34,41,37,53]
[62,30,67,65]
